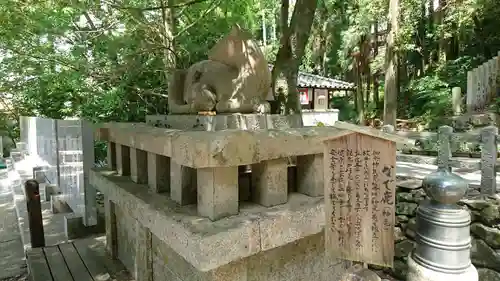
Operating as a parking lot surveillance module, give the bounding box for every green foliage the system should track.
[330,96,357,121]
[2,0,500,139]
[404,75,451,123]
[0,0,271,143]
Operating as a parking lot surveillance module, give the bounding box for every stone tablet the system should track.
[324,132,396,267]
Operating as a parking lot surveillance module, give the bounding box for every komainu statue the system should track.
[168,25,272,114]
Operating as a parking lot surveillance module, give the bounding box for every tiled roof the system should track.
[297,71,355,90]
[268,65,355,90]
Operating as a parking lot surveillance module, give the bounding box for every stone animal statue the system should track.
[168,25,272,114]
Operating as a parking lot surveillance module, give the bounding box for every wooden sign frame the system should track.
[324,132,396,267]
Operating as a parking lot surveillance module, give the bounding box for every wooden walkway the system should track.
[26,240,132,281]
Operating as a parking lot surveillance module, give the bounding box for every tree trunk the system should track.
[383,0,399,126]
[315,1,329,75]
[355,58,365,124]
[161,0,177,114]
[272,0,318,117]
[161,0,176,75]
[418,1,427,75]
[437,0,447,62]
[373,22,380,110]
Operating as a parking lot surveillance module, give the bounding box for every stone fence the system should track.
[14,116,97,227]
[466,51,500,113]
[94,122,348,222]
[391,126,499,194]
[91,122,414,281]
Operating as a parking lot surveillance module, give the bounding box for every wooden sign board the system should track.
[324,132,396,267]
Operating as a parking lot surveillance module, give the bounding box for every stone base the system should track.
[407,254,478,281]
[64,213,105,240]
[146,113,303,131]
[50,194,73,214]
[146,111,340,131]
[91,168,348,281]
[44,184,59,202]
[446,112,500,131]
[152,232,346,281]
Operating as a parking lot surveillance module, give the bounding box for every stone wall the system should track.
[110,204,348,281]
[375,178,500,281]
[152,232,344,281]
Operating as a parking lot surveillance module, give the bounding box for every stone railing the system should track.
[95,123,352,221]
[466,51,500,113]
[92,122,379,279]
[394,125,499,195]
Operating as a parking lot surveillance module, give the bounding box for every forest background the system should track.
[0,0,498,146]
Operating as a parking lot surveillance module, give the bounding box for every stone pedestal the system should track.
[407,254,478,281]
[146,113,302,131]
[92,123,381,281]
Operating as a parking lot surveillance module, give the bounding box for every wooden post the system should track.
[25,179,45,248]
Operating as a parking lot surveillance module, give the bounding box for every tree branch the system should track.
[104,0,209,11]
[174,0,221,37]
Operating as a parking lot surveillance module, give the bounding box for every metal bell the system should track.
[411,168,472,274]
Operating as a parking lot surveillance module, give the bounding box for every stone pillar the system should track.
[452,87,462,116]
[135,221,152,281]
[130,148,148,184]
[104,197,118,259]
[407,169,477,281]
[481,64,488,111]
[252,158,288,207]
[437,126,453,172]
[107,142,117,170]
[82,120,97,226]
[116,144,130,176]
[467,70,475,113]
[170,162,197,205]
[147,153,170,193]
[480,126,498,195]
[477,65,485,112]
[485,61,493,106]
[490,58,498,103]
[296,154,323,197]
[197,166,239,221]
[496,52,500,99]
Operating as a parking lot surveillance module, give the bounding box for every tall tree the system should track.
[383,0,399,126]
[271,0,319,116]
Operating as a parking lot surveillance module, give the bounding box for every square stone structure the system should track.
[146,111,340,130]
[90,120,408,281]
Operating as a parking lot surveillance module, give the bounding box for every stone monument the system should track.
[168,25,271,115]
[89,27,411,281]
[151,25,303,131]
